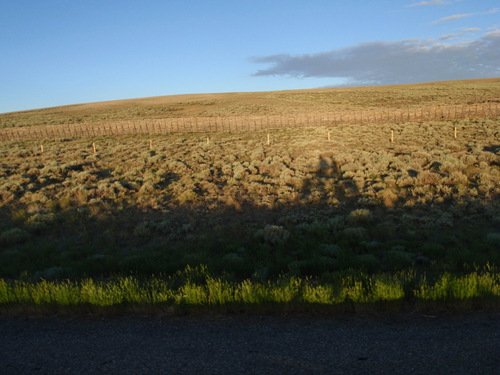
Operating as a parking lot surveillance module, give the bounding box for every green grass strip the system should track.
[0,269,499,314]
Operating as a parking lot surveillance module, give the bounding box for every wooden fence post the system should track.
[267,133,270,145]
[93,142,96,154]
[391,130,394,143]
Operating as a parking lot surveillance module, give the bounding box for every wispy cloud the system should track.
[408,0,451,7]
[439,33,464,40]
[434,13,474,24]
[462,27,481,32]
[251,32,500,87]
[433,8,499,24]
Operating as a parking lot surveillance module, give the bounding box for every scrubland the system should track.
[0,116,499,312]
[0,79,499,313]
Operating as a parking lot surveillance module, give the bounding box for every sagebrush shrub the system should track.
[0,228,30,245]
[254,225,290,245]
[347,209,373,225]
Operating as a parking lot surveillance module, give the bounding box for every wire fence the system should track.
[1,102,499,142]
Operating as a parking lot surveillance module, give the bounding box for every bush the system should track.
[0,228,30,245]
[25,213,60,232]
[383,250,414,269]
[254,225,290,245]
[347,209,373,225]
[352,254,381,273]
[343,227,367,241]
[485,233,500,246]
[288,257,338,277]
[33,266,74,281]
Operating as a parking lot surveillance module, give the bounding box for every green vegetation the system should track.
[1,266,498,314]
[0,79,499,314]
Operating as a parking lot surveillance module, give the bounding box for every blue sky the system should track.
[1,0,499,113]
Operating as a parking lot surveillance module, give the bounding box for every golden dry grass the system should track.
[1,78,499,128]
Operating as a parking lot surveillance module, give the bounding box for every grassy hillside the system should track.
[1,78,500,128]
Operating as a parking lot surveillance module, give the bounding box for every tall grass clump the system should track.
[0,266,498,314]
[415,267,499,301]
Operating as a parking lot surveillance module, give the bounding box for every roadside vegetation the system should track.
[0,80,499,314]
[1,265,498,315]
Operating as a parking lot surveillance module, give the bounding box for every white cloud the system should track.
[439,33,464,40]
[433,12,474,24]
[251,32,500,87]
[433,8,499,24]
[484,30,500,37]
[408,0,451,7]
[462,27,481,32]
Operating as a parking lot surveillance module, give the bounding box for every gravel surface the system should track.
[0,312,499,374]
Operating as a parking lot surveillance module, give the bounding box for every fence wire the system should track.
[1,102,499,142]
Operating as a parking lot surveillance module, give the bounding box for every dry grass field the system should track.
[0,78,499,311]
[1,78,499,128]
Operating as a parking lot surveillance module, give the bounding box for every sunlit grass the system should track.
[414,270,500,301]
[1,267,498,314]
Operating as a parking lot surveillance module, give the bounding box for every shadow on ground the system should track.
[0,157,498,281]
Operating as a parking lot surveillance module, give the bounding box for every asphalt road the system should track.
[1,312,499,375]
